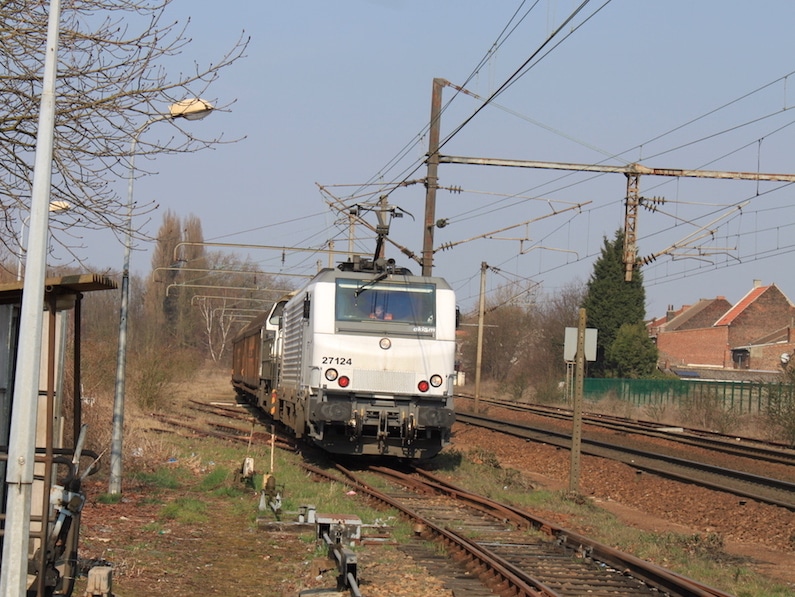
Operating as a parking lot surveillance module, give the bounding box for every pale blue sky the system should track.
[80,1,795,317]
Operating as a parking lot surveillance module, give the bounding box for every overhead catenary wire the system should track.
[343,0,545,201]
[192,1,614,279]
[208,3,795,310]
[336,0,610,212]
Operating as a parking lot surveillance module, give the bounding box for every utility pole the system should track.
[569,307,586,493]
[623,169,641,282]
[473,262,487,412]
[1,1,61,593]
[422,78,445,276]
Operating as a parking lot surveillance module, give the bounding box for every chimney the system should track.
[666,304,675,320]
[753,279,761,288]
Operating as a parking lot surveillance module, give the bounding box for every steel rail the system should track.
[456,394,795,466]
[456,411,795,510]
[303,463,556,597]
[302,463,733,597]
[412,467,734,597]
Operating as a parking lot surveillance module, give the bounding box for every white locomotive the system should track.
[232,256,457,458]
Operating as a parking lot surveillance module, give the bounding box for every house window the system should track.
[731,349,750,369]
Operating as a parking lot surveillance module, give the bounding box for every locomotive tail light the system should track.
[379,337,391,350]
[338,375,350,388]
[429,374,443,388]
[417,380,430,393]
[325,368,339,382]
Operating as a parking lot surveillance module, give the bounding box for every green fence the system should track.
[583,378,795,415]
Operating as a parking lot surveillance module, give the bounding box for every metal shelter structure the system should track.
[0,274,116,597]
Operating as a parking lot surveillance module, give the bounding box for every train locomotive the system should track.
[231,256,457,459]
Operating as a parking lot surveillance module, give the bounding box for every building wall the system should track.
[748,341,795,371]
[657,326,729,368]
[656,286,795,371]
[726,287,795,347]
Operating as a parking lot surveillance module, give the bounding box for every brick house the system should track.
[652,281,795,372]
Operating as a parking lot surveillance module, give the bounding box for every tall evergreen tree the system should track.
[581,229,648,377]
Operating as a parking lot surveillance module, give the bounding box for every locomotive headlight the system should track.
[417,380,430,393]
[429,374,443,388]
[325,368,339,382]
[379,337,391,350]
[338,376,350,388]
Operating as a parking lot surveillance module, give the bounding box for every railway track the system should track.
[456,394,795,467]
[303,462,734,597]
[150,399,296,451]
[170,393,795,510]
[456,410,795,511]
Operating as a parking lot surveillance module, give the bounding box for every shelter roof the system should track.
[0,273,117,304]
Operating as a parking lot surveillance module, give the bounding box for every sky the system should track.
[72,0,795,318]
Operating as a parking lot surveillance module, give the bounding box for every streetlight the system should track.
[109,98,214,495]
[16,200,71,281]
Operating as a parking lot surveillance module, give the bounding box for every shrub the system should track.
[763,384,795,446]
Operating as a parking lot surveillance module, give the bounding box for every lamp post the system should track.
[17,200,71,281]
[109,99,214,495]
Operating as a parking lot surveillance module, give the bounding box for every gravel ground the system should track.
[74,378,795,595]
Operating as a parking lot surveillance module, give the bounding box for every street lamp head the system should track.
[48,200,71,213]
[169,98,214,121]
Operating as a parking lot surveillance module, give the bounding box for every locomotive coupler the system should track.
[401,414,416,447]
[346,412,362,442]
[377,411,389,454]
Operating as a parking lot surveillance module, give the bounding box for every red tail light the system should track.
[338,376,350,388]
[417,380,430,393]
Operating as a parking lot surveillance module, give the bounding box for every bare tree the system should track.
[523,281,585,400]
[0,0,248,269]
[189,251,297,363]
[194,294,237,363]
[147,212,298,361]
[147,210,207,347]
[460,282,537,385]
[172,214,206,347]
[460,280,585,401]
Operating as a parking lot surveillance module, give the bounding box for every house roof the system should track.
[646,314,667,332]
[647,305,689,334]
[714,284,771,326]
[664,298,722,331]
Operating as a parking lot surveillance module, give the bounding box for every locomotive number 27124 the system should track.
[322,356,352,365]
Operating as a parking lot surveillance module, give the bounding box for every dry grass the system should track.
[77,363,231,477]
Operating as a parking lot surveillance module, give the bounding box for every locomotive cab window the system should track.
[269,300,287,326]
[335,278,436,333]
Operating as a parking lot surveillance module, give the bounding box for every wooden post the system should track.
[569,308,586,492]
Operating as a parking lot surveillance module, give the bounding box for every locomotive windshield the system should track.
[335,278,436,328]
